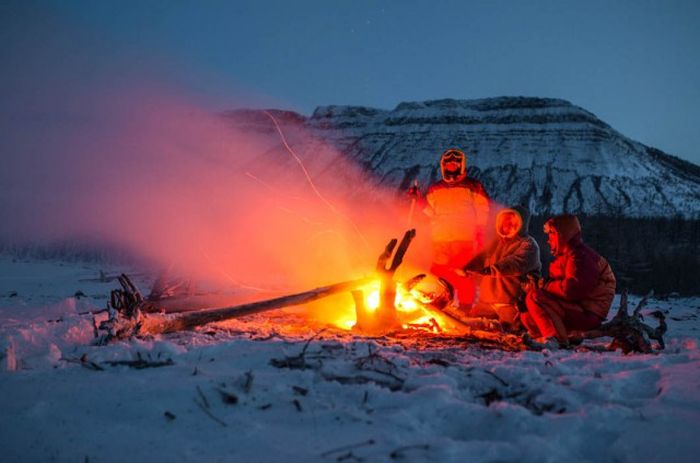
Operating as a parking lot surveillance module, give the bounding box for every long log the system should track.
[138,277,373,335]
[99,230,417,342]
[99,277,373,341]
[143,293,283,314]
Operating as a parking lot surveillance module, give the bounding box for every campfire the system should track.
[97,230,465,340]
[328,275,450,335]
[95,229,666,354]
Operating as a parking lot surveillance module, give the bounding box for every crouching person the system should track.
[462,206,541,331]
[522,214,616,345]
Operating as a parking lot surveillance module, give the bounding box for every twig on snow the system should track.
[193,388,226,427]
[390,444,431,459]
[269,328,328,370]
[321,439,376,458]
[196,385,210,409]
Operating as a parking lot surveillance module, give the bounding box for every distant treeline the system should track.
[529,215,700,296]
[1,216,698,295]
[0,239,141,267]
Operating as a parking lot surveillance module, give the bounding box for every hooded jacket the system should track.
[464,206,541,304]
[543,215,616,319]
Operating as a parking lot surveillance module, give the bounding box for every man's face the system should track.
[441,151,464,179]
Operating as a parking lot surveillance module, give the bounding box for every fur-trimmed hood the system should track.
[496,205,532,239]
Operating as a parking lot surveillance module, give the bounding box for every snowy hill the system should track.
[224,97,700,218]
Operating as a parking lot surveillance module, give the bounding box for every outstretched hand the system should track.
[456,267,491,277]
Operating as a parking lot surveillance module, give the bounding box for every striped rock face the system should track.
[224,97,700,219]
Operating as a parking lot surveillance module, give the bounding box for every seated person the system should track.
[462,205,541,330]
[521,214,616,345]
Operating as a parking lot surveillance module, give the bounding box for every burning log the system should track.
[569,290,667,353]
[98,275,373,342]
[99,230,418,342]
[353,229,416,334]
[376,229,416,317]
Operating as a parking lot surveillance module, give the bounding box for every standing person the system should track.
[462,206,541,331]
[521,214,616,346]
[410,148,490,310]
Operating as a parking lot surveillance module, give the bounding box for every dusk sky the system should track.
[2,0,700,164]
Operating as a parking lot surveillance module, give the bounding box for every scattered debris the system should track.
[193,386,226,427]
[60,352,174,371]
[216,388,239,405]
[269,329,327,370]
[321,439,376,459]
[60,354,103,371]
[102,352,174,369]
[571,290,667,353]
[389,444,430,459]
[241,371,254,394]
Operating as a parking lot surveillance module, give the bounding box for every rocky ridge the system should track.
[223,97,700,218]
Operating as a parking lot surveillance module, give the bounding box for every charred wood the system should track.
[353,229,416,334]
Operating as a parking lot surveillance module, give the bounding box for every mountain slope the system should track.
[224,97,700,218]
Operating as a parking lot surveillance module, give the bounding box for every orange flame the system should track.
[329,280,452,333]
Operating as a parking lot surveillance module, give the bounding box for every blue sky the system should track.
[2,0,699,164]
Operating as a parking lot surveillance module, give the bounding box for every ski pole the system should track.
[407,180,418,228]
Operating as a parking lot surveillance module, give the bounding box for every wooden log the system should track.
[142,292,282,314]
[101,277,373,339]
[375,229,416,329]
[100,230,417,341]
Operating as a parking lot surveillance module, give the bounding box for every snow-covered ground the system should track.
[1,257,699,463]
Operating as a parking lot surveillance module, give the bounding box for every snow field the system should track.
[1,258,699,462]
